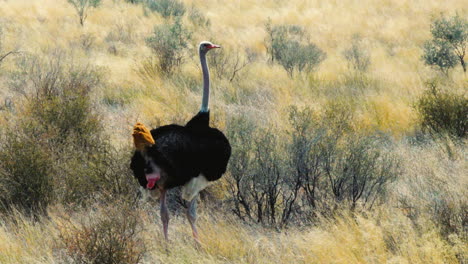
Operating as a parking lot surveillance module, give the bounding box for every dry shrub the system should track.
[8,52,103,146]
[0,125,54,215]
[343,34,371,72]
[145,18,191,75]
[53,143,138,206]
[226,106,401,227]
[208,47,253,82]
[0,52,137,212]
[58,204,145,264]
[415,83,467,138]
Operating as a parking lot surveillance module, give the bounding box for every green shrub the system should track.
[11,53,103,146]
[415,85,467,138]
[2,53,137,209]
[423,14,467,74]
[278,40,326,77]
[227,118,287,226]
[265,21,306,63]
[0,128,54,216]
[53,142,137,206]
[145,0,185,18]
[226,107,400,227]
[145,18,191,75]
[265,21,326,77]
[323,134,400,209]
[422,40,458,75]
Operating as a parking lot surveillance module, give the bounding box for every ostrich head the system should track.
[199,41,220,54]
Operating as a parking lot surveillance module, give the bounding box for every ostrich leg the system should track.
[186,195,199,241]
[160,189,169,240]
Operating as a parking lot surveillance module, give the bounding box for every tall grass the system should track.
[0,203,464,264]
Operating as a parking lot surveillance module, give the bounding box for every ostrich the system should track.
[130,41,231,241]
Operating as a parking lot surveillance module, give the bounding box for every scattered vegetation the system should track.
[145,18,191,75]
[265,20,326,77]
[227,107,400,227]
[423,13,467,74]
[343,34,371,72]
[0,53,136,214]
[145,0,186,18]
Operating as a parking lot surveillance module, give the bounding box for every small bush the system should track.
[59,204,145,264]
[415,85,467,138]
[278,41,326,77]
[12,53,103,146]
[146,18,191,75]
[265,21,306,63]
[0,127,54,215]
[265,20,326,77]
[322,134,400,209]
[343,35,371,72]
[145,0,185,18]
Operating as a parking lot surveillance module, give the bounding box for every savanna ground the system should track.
[0,0,466,263]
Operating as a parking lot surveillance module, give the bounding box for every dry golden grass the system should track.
[0,204,464,264]
[1,0,466,137]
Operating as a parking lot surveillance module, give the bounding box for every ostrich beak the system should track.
[208,44,221,49]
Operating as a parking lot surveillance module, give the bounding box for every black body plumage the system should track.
[130,111,231,190]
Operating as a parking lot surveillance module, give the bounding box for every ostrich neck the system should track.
[200,51,210,113]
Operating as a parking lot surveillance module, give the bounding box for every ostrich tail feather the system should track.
[132,122,155,151]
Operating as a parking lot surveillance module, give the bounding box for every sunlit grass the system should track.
[1,0,465,136]
[0,204,463,263]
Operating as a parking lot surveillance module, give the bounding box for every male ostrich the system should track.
[130,41,231,241]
